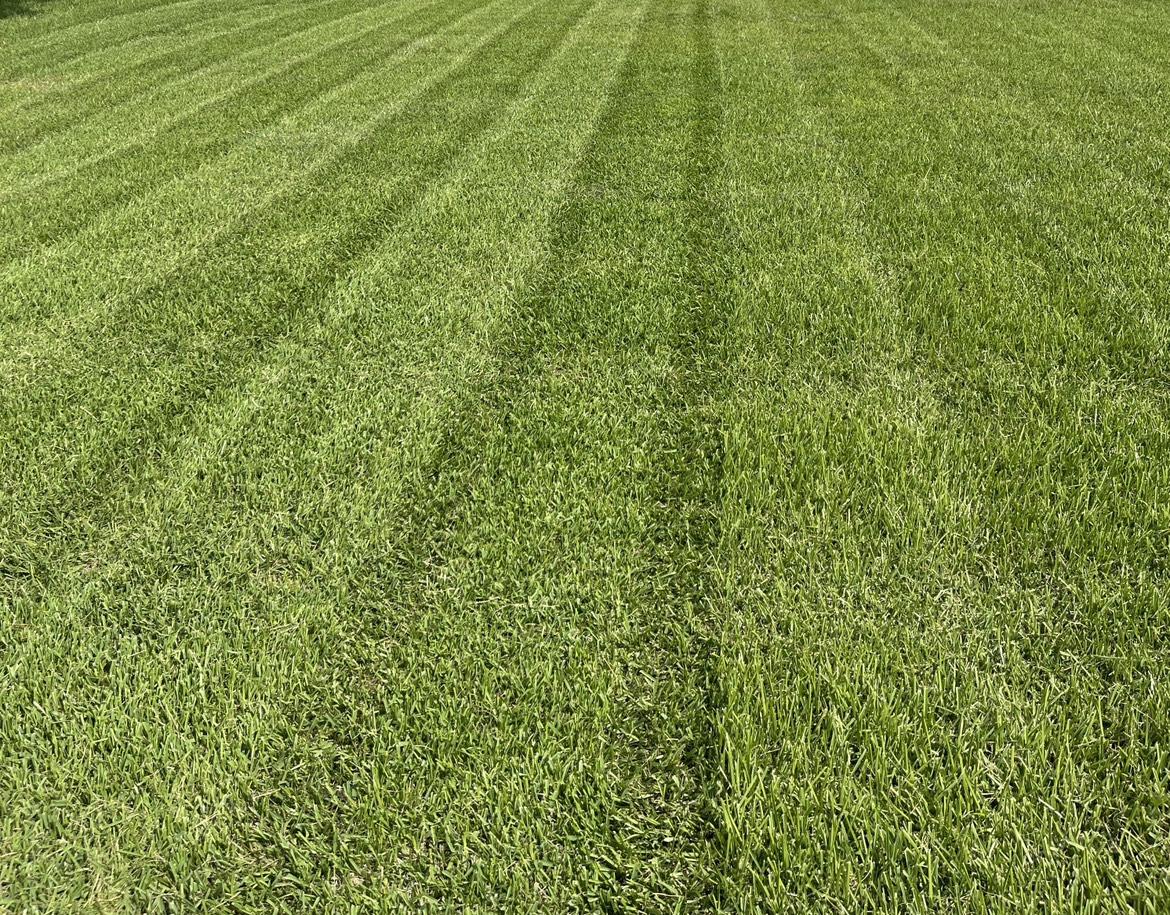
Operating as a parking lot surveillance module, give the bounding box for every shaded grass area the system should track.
[0,0,41,20]
[1,0,1168,910]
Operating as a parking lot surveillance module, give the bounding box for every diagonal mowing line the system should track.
[0,0,250,68]
[0,0,580,559]
[361,0,658,623]
[0,0,251,88]
[0,0,522,336]
[0,0,428,178]
[0,0,282,82]
[0,0,452,194]
[1,0,621,599]
[150,3,656,899]
[0,0,279,85]
[0,1,647,900]
[0,0,324,130]
[0,0,479,264]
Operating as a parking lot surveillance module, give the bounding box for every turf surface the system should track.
[1,0,1168,910]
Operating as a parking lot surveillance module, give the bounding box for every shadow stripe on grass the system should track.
[641,0,731,904]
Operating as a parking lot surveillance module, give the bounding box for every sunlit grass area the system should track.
[1,0,1168,910]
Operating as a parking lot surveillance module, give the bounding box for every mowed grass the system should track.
[1,0,1168,909]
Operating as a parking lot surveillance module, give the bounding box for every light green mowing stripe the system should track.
[0,0,284,112]
[0,0,459,194]
[0,0,357,150]
[0,0,646,907]
[0,0,258,77]
[0,0,206,43]
[710,0,1170,911]
[0,0,477,262]
[0,0,510,325]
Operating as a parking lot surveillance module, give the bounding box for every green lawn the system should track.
[1,0,1168,910]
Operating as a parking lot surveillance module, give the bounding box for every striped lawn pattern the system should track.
[1,0,1168,910]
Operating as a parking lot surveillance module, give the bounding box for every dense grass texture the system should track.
[1,0,1168,910]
